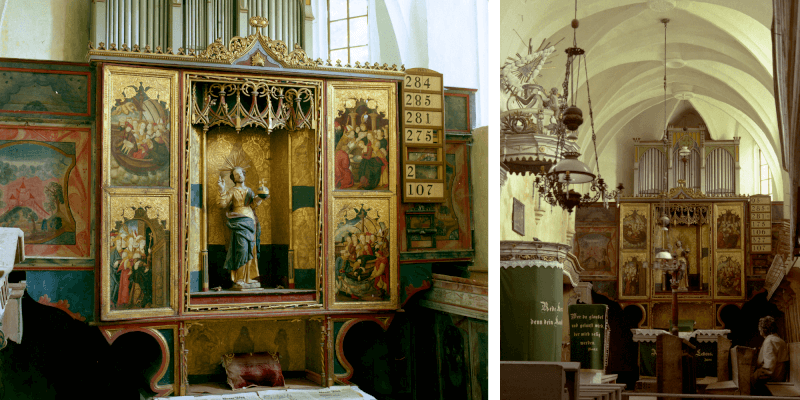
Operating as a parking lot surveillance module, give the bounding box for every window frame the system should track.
[759,148,772,197]
[327,0,369,64]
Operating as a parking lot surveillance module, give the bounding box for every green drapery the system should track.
[568,304,607,371]
[500,264,563,361]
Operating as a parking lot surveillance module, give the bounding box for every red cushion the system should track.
[222,352,285,389]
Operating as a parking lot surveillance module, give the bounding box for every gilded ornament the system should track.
[251,52,266,67]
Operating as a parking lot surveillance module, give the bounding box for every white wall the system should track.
[313,0,488,127]
[0,0,89,62]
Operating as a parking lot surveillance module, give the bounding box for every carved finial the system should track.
[335,59,342,67]
[88,41,94,50]
[121,43,129,51]
[132,44,140,52]
[109,43,117,51]
[155,46,163,54]
[249,16,269,34]
[98,42,106,50]
[144,45,152,53]
[177,47,185,55]
[354,61,361,68]
[251,52,265,67]
[326,59,332,66]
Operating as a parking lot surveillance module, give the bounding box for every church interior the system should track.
[0,1,488,399]
[500,0,800,398]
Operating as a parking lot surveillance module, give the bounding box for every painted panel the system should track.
[651,302,714,330]
[26,270,94,321]
[328,82,396,193]
[0,126,92,259]
[0,67,90,117]
[329,198,398,309]
[101,194,178,320]
[714,203,744,250]
[575,204,617,226]
[620,204,649,250]
[103,66,178,189]
[618,251,649,300]
[575,226,618,280]
[715,251,745,300]
[399,140,473,256]
[186,319,307,377]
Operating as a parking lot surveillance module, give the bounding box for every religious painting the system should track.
[103,66,178,189]
[714,204,743,250]
[574,227,617,280]
[327,82,396,193]
[620,204,649,250]
[0,126,92,260]
[329,198,397,309]
[102,194,177,320]
[618,252,648,300]
[715,251,744,299]
[575,204,617,226]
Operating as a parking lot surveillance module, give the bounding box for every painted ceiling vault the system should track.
[501,0,781,198]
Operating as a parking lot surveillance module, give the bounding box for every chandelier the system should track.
[533,0,623,213]
[648,18,686,336]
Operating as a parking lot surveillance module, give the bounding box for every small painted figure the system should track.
[218,167,266,290]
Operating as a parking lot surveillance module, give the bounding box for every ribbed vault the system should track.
[502,0,780,198]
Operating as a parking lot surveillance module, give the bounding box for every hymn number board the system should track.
[402,68,446,203]
[750,195,772,253]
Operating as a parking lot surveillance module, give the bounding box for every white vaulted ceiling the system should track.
[501,0,781,197]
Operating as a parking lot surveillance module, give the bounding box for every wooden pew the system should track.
[500,361,580,400]
[579,383,625,400]
[656,333,697,397]
[704,345,755,395]
[766,342,800,397]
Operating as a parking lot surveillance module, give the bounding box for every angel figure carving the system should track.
[501,38,557,112]
[217,156,269,290]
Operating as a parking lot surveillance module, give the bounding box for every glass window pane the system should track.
[349,0,368,17]
[329,19,348,49]
[350,46,369,63]
[761,180,768,194]
[349,16,368,46]
[329,0,348,20]
[330,48,349,64]
[760,165,769,180]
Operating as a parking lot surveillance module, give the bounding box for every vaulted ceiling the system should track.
[501,0,781,196]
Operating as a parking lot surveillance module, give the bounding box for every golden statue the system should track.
[217,156,269,290]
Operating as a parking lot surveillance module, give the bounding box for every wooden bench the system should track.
[579,383,625,400]
[704,345,755,395]
[501,361,580,400]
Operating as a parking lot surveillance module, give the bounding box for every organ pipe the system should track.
[97,0,303,52]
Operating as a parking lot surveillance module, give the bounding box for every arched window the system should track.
[759,149,772,196]
[327,0,368,64]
